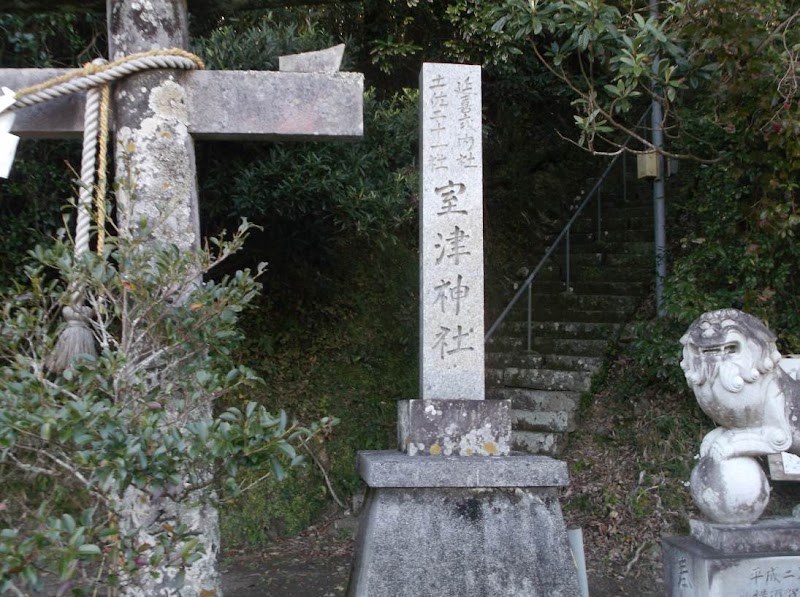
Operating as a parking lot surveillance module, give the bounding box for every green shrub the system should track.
[0,219,332,594]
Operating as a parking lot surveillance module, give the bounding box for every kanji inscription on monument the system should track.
[420,63,484,400]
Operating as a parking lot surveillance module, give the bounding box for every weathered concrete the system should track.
[397,399,512,456]
[690,517,800,553]
[107,3,216,594]
[512,407,575,433]
[348,485,580,597]
[109,0,200,249]
[3,69,363,141]
[3,4,364,595]
[184,71,362,141]
[503,367,592,392]
[512,430,566,457]
[663,534,800,597]
[279,43,344,73]
[358,451,569,488]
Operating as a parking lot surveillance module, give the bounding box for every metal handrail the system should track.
[484,109,651,349]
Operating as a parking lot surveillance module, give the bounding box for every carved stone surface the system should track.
[397,399,511,456]
[350,63,577,596]
[680,308,800,523]
[689,456,770,524]
[663,535,800,597]
[419,63,484,401]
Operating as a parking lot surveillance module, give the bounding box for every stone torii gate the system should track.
[3,1,362,250]
[1,1,363,595]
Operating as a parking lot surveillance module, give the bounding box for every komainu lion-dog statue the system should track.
[680,308,800,523]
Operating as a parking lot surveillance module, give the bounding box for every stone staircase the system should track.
[486,194,654,455]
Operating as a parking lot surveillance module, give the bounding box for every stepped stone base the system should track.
[348,451,580,597]
[663,518,800,597]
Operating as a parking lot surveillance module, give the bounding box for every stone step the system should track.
[512,430,566,457]
[498,367,592,392]
[486,352,545,369]
[488,196,651,458]
[529,279,650,296]
[512,408,575,433]
[564,228,654,244]
[487,336,609,356]
[560,241,654,258]
[522,306,635,325]
[532,264,653,284]
[519,308,631,324]
[492,320,623,340]
[534,254,653,276]
[571,214,654,234]
[488,387,580,414]
[486,367,504,387]
[535,248,651,265]
[529,293,640,314]
[486,351,602,372]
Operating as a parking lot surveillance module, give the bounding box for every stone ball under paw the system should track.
[690,456,770,524]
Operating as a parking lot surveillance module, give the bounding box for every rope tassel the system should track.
[46,305,96,374]
[46,60,108,374]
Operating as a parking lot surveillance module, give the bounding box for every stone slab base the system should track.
[397,399,511,456]
[348,451,579,597]
[689,517,800,553]
[358,450,568,487]
[663,535,800,597]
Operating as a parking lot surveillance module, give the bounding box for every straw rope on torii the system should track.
[6,49,206,373]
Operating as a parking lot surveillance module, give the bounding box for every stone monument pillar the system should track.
[348,63,580,597]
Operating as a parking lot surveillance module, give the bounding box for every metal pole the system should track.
[597,181,602,242]
[527,284,532,352]
[565,228,571,292]
[622,151,628,203]
[651,0,667,317]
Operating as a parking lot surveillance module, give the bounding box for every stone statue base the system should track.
[663,517,800,596]
[347,451,580,597]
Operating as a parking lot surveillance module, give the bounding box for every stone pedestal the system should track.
[398,398,511,456]
[348,62,579,597]
[348,451,580,597]
[663,518,800,597]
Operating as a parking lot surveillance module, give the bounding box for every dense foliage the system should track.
[0,11,106,289]
[0,219,332,593]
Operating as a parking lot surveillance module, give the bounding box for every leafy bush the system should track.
[0,12,104,68]
[627,317,691,394]
[0,141,79,290]
[0,220,332,594]
[192,12,339,71]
